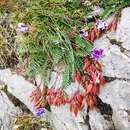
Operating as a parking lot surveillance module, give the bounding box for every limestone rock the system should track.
[94,8,130,79]
[99,80,130,130]
[94,7,130,130]
[49,105,80,130]
[0,90,19,130]
[89,109,114,130]
[94,35,130,79]
[0,69,35,114]
[116,7,130,50]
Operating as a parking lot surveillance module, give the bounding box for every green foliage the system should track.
[75,35,92,57]
[100,0,130,18]
[13,0,130,87]
[1,0,130,87]
[62,65,71,88]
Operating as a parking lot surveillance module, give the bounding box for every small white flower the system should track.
[13,125,19,129]
[53,40,60,45]
[17,23,29,32]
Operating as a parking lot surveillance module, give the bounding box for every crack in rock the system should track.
[99,79,130,129]
[0,88,19,130]
[83,108,91,130]
[96,96,116,130]
[105,76,130,83]
[1,85,32,114]
[106,37,128,51]
[106,36,130,58]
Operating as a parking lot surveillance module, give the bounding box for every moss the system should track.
[14,114,52,130]
[0,12,18,69]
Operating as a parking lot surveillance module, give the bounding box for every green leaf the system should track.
[44,68,50,86]
[52,48,62,65]
[62,65,71,88]
[68,51,75,73]
[41,60,51,86]
[76,35,92,54]
[75,56,83,71]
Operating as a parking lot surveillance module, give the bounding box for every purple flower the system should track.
[91,48,104,60]
[17,23,29,32]
[96,21,108,31]
[79,29,88,37]
[35,107,45,117]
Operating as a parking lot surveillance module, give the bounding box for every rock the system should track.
[47,79,114,130]
[0,69,51,118]
[116,7,130,50]
[0,68,116,130]
[0,90,20,130]
[93,7,130,130]
[49,105,79,130]
[93,8,130,79]
[99,80,130,130]
[89,109,115,130]
[91,6,103,17]
[0,69,35,114]
[48,98,114,130]
[94,35,130,79]
[41,129,48,130]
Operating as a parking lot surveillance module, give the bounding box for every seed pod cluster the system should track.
[46,88,68,106]
[73,57,105,110]
[69,91,85,116]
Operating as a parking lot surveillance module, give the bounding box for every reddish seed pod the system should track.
[86,95,96,109]
[73,71,82,83]
[69,91,85,116]
[90,29,96,42]
[86,30,91,41]
[76,93,84,104]
[46,88,68,106]
[86,83,93,94]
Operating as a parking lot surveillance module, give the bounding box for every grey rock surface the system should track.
[89,109,114,130]
[0,90,19,130]
[99,80,130,130]
[0,69,35,114]
[116,7,130,50]
[97,7,130,130]
[94,34,130,79]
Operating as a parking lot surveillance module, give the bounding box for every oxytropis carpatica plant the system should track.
[12,0,130,116]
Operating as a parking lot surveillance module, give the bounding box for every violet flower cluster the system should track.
[96,21,108,31]
[91,48,104,61]
[35,107,45,117]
